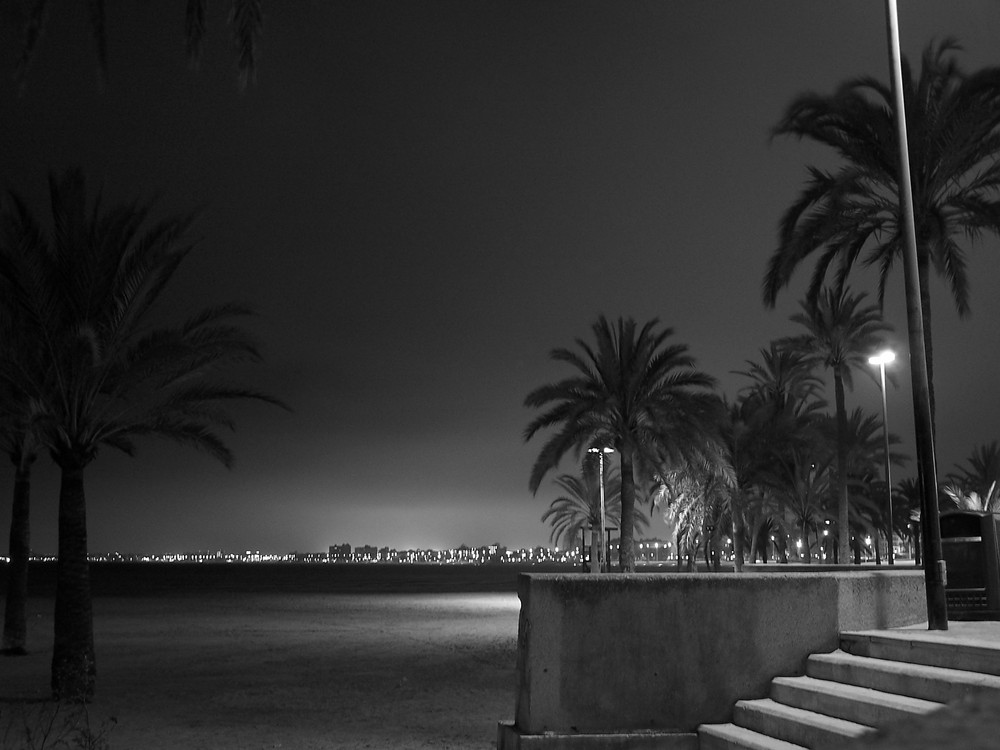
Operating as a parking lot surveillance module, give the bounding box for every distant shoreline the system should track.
[0,560,579,597]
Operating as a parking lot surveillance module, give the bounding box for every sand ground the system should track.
[0,592,521,750]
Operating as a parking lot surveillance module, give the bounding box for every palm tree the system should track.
[732,344,827,565]
[0,169,287,699]
[895,477,924,563]
[761,443,831,564]
[0,430,37,655]
[733,343,826,418]
[655,465,731,571]
[0,196,49,655]
[656,472,707,571]
[524,316,725,572]
[763,40,1000,419]
[783,287,892,564]
[11,0,263,90]
[839,408,908,562]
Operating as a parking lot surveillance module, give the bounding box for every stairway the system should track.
[698,628,1000,750]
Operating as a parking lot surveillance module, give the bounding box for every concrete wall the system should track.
[512,570,925,735]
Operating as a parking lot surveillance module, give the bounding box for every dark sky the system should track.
[2,1,1000,555]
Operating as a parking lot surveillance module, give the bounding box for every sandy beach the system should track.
[0,592,521,749]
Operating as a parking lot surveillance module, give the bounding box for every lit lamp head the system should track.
[588,446,614,454]
[868,350,896,366]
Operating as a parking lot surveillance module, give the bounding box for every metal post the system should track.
[598,450,607,572]
[883,0,947,628]
[878,361,894,565]
[588,446,611,572]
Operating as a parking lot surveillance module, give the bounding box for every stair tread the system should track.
[841,630,1000,676]
[772,674,945,713]
[699,722,808,750]
[810,649,1000,689]
[736,698,876,737]
[842,629,1000,654]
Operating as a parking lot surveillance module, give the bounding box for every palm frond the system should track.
[229,0,263,90]
[185,0,208,69]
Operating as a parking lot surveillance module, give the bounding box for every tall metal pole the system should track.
[589,446,612,572]
[598,450,607,573]
[877,360,894,565]
[883,0,947,628]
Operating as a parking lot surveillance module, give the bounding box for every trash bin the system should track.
[940,509,1000,620]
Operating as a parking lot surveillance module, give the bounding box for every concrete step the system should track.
[808,649,1000,704]
[841,630,1000,676]
[770,674,943,727]
[733,698,875,748]
[698,722,807,750]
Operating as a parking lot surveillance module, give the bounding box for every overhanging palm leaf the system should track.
[13,0,264,91]
[945,442,1000,498]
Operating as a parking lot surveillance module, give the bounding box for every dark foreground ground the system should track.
[0,592,521,749]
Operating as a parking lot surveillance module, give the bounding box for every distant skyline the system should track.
[2,2,1000,555]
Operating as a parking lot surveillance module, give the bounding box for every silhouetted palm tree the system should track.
[763,40,1000,418]
[0,195,50,655]
[759,442,831,564]
[895,477,924,563]
[733,343,826,420]
[525,316,724,571]
[0,169,287,699]
[0,425,37,655]
[784,288,892,564]
[839,408,908,562]
[732,344,826,564]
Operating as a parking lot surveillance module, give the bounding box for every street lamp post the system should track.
[869,350,895,565]
[883,0,947,629]
[588,446,614,572]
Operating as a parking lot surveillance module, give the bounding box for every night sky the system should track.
[2,1,1000,556]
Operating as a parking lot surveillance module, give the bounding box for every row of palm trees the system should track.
[526,298,893,574]
[528,39,1000,572]
[531,311,999,573]
[0,170,286,699]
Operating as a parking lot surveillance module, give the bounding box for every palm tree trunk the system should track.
[589,528,599,573]
[732,492,745,572]
[834,369,851,564]
[710,528,721,572]
[618,447,636,572]
[2,460,33,654]
[801,520,811,564]
[51,461,96,700]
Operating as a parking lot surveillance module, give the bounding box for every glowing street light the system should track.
[869,350,895,565]
[588,446,614,572]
